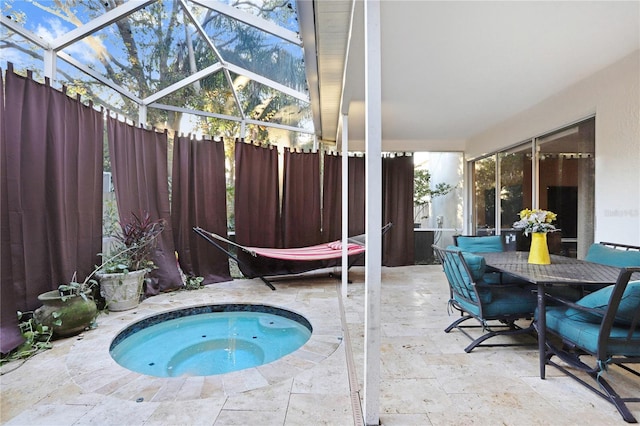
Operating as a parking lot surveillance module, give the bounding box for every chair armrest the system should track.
[543,292,607,318]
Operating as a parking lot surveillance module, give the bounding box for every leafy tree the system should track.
[414,169,455,221]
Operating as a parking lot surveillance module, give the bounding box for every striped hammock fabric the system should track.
[244,241,365,261]
[194,228,365,261]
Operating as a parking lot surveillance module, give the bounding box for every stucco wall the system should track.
[467,50,640,246]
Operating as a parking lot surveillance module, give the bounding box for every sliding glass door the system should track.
[470,117,595,258]
[537,118,595,257]
[499,143,532,250]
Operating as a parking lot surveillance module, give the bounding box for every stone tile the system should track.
[380,413,433,425]
[223,379,292,412]
[379,378,454,414]
[3,403,93,426]
[71,398,158,425]
[291,346,350,395]
[2,264,638,425]
[145,398,226,425]
[285,393,353,425]
[215,409,286,425]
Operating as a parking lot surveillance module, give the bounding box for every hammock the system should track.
[193,223,391,290]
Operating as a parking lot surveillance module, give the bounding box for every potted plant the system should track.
[97,211,165,311]
[34,271,99,338]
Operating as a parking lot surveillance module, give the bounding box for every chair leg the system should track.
[596,374,639,423]
[463,322,535,353]
[547,352,639,423]
[446,316,536,353]
[444,314,474,333]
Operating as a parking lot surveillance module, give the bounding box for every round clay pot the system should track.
[34,290,97,338]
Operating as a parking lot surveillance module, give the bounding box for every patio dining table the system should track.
[480,251,622,380]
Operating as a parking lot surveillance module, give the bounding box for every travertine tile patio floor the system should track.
[1,265,638,425]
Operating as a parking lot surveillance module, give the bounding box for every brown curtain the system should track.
[2,67,103,313]
[322,154,366,240]
[0,68,23,353]
[382,154,415,266]
[348,155,366,237]
[319,154,366,266]
[322,152,342,242]
[107,117,182,295]
[234,140,283,277]
[282,148,321,247]
[171,135,231,284]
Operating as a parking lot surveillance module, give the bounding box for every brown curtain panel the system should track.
[107,117,182,295]
[322,152,342,242]
[171,135,231,284]
[2,67,103,314]
[282,148,322,247]
[348,155,366,237]
[382,154,415,266]
[234,141,284,277]
[0,68,23,353]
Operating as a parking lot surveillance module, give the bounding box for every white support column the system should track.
[43,49,56,82]
[138,105,147,127]
[363,1,382,425]
[341,114,349,299]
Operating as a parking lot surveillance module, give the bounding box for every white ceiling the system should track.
[299,1,640,151]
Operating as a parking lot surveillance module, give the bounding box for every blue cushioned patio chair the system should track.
[453,235,526,286]
[542,267,640,423]
[585,242,640,268]
[454,234,505,252]
[433,245,537,353]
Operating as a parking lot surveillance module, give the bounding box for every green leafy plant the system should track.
[100,211,166,274]
[0,311,53,369]
[414,169,455,221]
[184,276,204,291]
[56,271,98,302]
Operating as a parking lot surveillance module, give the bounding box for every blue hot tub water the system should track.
[110,305,312,377]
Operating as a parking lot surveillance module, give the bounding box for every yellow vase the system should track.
[528,232,551,265]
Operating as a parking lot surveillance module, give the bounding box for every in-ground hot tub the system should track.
[109,304,312,377]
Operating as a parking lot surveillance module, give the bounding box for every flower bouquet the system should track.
[513,209,557,264]
[512,209,557,236]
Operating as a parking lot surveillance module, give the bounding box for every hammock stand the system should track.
[193,223,392,290]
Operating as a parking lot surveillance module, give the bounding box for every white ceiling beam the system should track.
[151,103,313,134]
[51,0,157,51]
[243,118,314,134]
[0,16,52,49]
[179,0,245,119]
[180,0,226,65]
[296,0,322,137]
[190,0,302,46]
[57,51,143,104]
[150,103,241,122]
[142,63,223,105]
[222,67,246,120]
[225,63,309,103]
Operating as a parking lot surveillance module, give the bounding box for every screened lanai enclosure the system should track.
[0,0,432,355]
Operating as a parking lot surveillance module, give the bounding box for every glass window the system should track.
[470,117,595,257]
[413,152,463,260]
[0,30,45,77]
[1,0,313,141]
[499,143,532,249]
[538,117,595,257]
[472,155,496,235]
